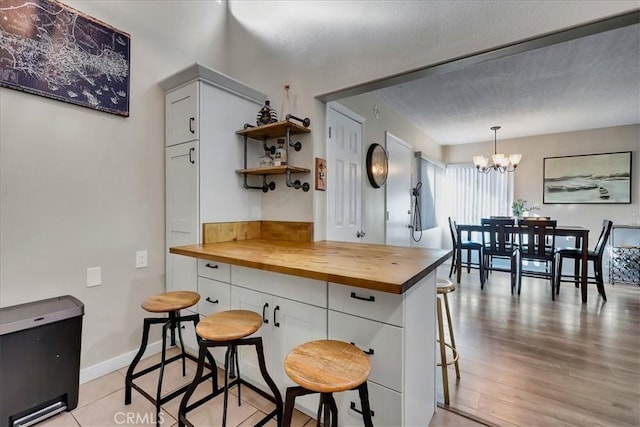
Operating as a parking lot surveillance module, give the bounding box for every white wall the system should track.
[0,1,229,368]
[443,124,640,244]
[1,0,637,370]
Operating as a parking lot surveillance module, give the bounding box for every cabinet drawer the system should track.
[232,266,326,308]
[197,277,231,317]
[328,283,403,326]
[198,259,231,283]
[328,311,402,392]
[334,381,401,427]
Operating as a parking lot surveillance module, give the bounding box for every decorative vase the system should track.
[256,100,278,125]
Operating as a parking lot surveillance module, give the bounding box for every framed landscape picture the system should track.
[0,0,131,116]
[543,151,632,204]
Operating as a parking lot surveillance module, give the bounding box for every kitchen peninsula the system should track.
[170,234,451,426]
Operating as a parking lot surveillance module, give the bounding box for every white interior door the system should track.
[385,132,412,247]
[327,103,363,242]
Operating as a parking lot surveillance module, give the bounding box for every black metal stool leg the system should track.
[320,393,331,427]
[329,394,338,427]
[125,317,153,404]
[178,343,208,427]
[222,344,232,427]
[253,337,283,425]
[357,381,374,427]
[155,320,170,427]
[173,311,187,377]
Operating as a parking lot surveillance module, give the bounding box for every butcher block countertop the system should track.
[170,240,452,294]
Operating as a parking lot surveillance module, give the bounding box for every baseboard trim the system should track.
[437,402,497,427]
[79,340,162,384]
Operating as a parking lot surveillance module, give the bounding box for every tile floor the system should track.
[37,347,480,427]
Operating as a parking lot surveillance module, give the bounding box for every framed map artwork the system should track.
[0,0,131,116]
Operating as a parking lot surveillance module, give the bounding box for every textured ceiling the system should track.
[375,24,640,145]
[229,1,640,146]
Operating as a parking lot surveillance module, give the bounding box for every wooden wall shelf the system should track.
[236,166,310,175]
[236,120,311,140]
[236,117,312,192]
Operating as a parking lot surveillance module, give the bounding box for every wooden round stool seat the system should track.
[437,278,455,294]
[141,290,200,313]
[196,310,262,342]
[284,339,371,393]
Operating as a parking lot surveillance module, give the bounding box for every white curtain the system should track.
[444,163,514,225]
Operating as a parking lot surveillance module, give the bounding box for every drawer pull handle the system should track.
[205,297,218,304]
[350,342,374,355]
[262,303,269,324]
[350,401,374,417]
[274,305,281,327]
[189,117,195,134]
[205,263,219,269]
[350,292,375,302]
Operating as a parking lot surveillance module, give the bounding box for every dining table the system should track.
[456,223,590,303]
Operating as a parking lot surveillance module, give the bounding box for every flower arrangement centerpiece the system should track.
[511,199,539,217]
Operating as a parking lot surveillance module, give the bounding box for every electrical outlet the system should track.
[136,250,148,269]
[87,267,101,287]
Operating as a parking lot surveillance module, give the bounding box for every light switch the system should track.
[87,267,101,287]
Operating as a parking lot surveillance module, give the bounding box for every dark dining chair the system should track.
[556,219,613,301]
[448,217,485,287]
[481,217,519,292]
[517,218,557,299]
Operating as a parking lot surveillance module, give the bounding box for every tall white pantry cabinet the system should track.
[160,64,266,300]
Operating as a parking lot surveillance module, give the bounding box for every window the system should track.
[416,155,444,230]
[444,164,514,224]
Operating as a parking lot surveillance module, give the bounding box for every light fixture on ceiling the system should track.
[472,126,521,173]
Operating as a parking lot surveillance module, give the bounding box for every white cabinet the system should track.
[197,259,232,364]
[162,65,265,295]
[166,83,198,146]
[166,141,198,295]
[328,276,437,427]
[231,273,327,417]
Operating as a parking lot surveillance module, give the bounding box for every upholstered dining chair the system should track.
[556,219,613,301]
[517,218,558,299]
[448,217,485,288]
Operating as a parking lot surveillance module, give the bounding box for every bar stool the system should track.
[283,339,373,427]
[178,310,283,427]
[436,278,460,405]
[125,290,217,427]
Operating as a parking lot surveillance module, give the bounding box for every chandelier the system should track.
[472,126,521,173]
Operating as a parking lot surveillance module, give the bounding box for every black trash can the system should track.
[0,295,84,427]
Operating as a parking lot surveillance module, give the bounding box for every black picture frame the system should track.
[0,0,131,117]
[543,151,632,204]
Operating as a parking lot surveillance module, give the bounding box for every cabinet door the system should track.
[166,83,198,146]
[230,286,272,386]
[166,142,198,294]
[271,296,326,416]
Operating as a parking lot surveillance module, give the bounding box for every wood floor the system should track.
[436,265,640,427]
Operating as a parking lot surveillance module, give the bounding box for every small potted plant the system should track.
[512,199,539,217]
